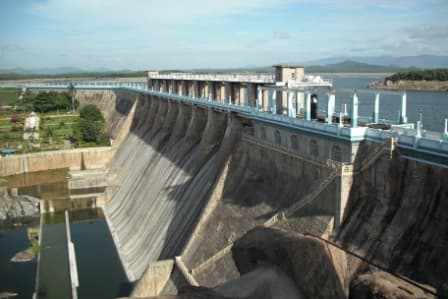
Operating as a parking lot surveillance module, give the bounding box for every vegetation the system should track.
[30,239,40,256]
[20,91,79,113]
[386,69,448,82]
[0,88,108,153]
[73,104,107,145]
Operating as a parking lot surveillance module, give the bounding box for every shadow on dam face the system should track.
[104,94,242,280]
[335,141,448,297]
[100,91,340,283]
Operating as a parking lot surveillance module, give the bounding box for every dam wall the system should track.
[336,150,448,297]
[19,87,443,297]
[104,95,240,281]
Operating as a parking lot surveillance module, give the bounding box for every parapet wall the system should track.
[0,147,113,176]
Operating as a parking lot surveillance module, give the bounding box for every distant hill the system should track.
[303,55,448,69]
[305,60,413,73]
[1,57,442,79]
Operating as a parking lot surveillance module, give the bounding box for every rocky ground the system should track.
[0,187,40,221]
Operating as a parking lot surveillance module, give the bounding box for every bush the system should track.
[30,239,40,256]
[10,114,21,122]
[73,105,105,144]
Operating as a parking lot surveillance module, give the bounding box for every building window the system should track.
[291,73,295,79]
[274,130,281,145]
[309,139,318,157]
[260,127,266,140]
[331,145,342,162]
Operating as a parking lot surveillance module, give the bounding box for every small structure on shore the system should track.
[23,112,40,142]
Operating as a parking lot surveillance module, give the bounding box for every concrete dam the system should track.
[4,67,448,298]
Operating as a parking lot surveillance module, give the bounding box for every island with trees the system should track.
[368,69,448,91]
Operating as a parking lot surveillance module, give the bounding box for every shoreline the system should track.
[368,80,448,92]
[311,72,392,77]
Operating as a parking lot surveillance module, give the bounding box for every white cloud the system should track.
[406,24,448,40]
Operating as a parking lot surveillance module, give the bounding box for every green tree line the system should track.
[21,91,79,112]
[386,69,448,82]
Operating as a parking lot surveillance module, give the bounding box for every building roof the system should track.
[273,64,305,69]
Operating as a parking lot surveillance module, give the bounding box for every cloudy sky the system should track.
[0,0,447,70]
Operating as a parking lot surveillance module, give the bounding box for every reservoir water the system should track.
[0,227,37,299]
[318,75,448,132]
[37,209,130,299]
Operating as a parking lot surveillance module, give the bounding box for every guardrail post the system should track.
[443,119,448,140]
[327,93,335,124]
[373,93,379,123]
[352,93,358,128]
[415,120,423,147]
[400,92,407,124]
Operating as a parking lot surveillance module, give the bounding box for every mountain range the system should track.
[1,55,447,76]
[302,55,448,69]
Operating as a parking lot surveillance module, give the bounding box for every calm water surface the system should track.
[1,170,129,299]
[316,75,448,132]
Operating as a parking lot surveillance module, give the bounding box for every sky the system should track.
[0,0,447,70]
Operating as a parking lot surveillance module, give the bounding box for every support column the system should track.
[295,91,300,114]
[352,93,359,128]
[243,86,249,107]
[327,93,335,124]
[373,93,380,123]
[305,92,311,121]
[287,91,294,117]
[400,92,407,124]
[207,82,212,100]
[271,89,277,114]
[257,87,262,109]
[416,120,422,138]
[221,83,226,103]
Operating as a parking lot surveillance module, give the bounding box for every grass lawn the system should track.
[0,88,109,155]
[0,88,21,106]
[0,111,80,153]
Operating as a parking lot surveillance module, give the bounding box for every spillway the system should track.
[104,95,239,280]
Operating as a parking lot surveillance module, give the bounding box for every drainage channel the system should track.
[34,209,130,299]
[36,212,72,298]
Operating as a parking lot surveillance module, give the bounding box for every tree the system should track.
[32,92,71,113]
[79,104,104,122]
[74,105,105,143]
